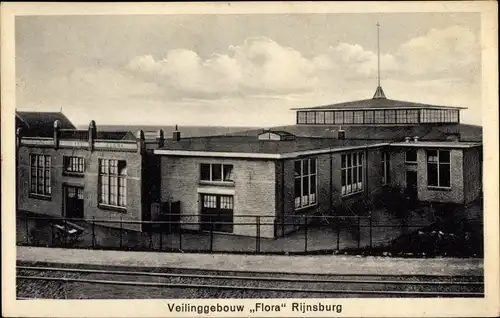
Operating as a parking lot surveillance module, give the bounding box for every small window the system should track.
[405,149,418,163]
[64,156,85,174]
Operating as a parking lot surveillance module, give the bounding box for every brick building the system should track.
[154,87,482,238]
[16,113,165,231]
[16,86,482,238]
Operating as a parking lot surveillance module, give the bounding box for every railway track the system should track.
[16,263,484,299]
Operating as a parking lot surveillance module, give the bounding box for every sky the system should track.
[15,13,482,127]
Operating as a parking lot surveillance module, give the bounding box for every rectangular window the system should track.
[381,151,390,185]
[99,159,127,208]
[344,111,354,124]
[364,110,374,124]
[427,150,451,188]
[297,111,307,124]
[306,112,315,124]
[325,111,334,124]
[405,149,418,163]
[315,111,325,124]
[396,110,407,124]
[353,111,363,124]
[374,110,385,124]
[407,110,419,123]
[30,154,51,196]
[63,156,85,174]
[341,152,364,196]
[385,110,396,124]
[294,158,317,209]
[334,111,344,124]
[200,163,234,182]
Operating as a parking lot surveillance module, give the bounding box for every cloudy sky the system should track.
[16,13,482,127]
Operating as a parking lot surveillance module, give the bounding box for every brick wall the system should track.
[17,145,144,231]
[417,148,464,203]
[463,147,482,205]
[159,156,277,238]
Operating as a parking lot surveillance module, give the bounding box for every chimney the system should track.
[156,129,165,147]
[338,126,345,140]
[404,137,411,143]
[88,120,97,151]
[413,136,420,142]
[137,129,145,153]
[53,120,61,149]
[172,125,181,141]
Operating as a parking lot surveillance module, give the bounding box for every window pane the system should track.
[223,164,233,181]
[310,159,316,174]
[354,111,363,124]
[439,150,450,163]
[297,112,306,124]
[302,177,309,195]
[374,110,384,123]
[341,155,346,168]
[427,163,438,186]
[427,150,438,162]
[364,111,374,124]
[200,164,211,181]
[310,175,316,194]
[344,111,353,124]
[211,164,222,181]
[439,164,451,187]
[316,111,325,124]
[306,112,315,124]
[334,111,343,124]
[294,161,301,177]
[325,111,334,124]
[303,160,309,175]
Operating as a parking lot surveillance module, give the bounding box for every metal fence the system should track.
[16,212,450,255]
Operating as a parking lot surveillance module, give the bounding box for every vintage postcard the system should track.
[2,1,499,317]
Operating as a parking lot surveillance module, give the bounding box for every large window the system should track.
[306,112,315,124]
[353,111,363,124]
[385,110,396,123]
[396,110,407,124]
[200,164,234,182]
[325,111,334,124]
[334,111,344,124]
[297,111,307,124]
[315,111,325,124]
[374,110,385,124]
[407,110,419,123]
[427,150,451,188]
[381,151,390,185]
[364,110,374,124]
[30,154,51,196]
[64,156,85,174]
[294,158,317,209]
[344,111,354,124]
[99,159,127,208]
[341,152,364,196]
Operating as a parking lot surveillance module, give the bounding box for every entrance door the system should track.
[405,171,418,206]
[200,194,234,233]
[65,186,84,219]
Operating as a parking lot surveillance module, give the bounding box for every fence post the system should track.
[26,218,30,245]
[159,228,163,251]
[369,215,373,248]
[179,220,182,251]
[256,216,260,253]
[304,215,308,253]
[357,216,361,249]
[119,216,123,249]
[337,218,341,251]
[210,219,214,253]
[92,216,96,248]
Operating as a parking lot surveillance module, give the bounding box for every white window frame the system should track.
[294,158,318,210]
[200,163,234,183]
[381,151,390,185]
[405,149,418,164]
[64,156,85,174]
[341,152,364,196]
[29,154,51,197]
[99,159,127,209]
[426,150,451,189]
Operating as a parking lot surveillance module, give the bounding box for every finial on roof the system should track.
[373,22,387,100]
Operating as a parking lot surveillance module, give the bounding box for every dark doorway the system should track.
[200,194,234,233]
[405,171,418,206]
[65,186,84,219]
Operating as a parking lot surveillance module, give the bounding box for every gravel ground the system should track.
[17,262,483,299]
